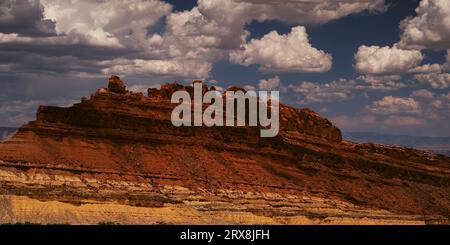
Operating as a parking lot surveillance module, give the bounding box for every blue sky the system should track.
[0,0,449,136]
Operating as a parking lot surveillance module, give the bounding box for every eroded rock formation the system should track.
[0,76,449,224]
[108,75,127,94]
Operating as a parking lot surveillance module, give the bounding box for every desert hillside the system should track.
[0,76,449,225]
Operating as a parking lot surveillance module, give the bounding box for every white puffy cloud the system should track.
[191,0,387,56]
[0,0,172,48]
[366,96,422,115]
[363,91,450,127]
[398,0,450,50]
[100,58,212,79]
[230,26,332,72]
[40,0,172,48]
[414,72,450,89]
[158,6,239,63]
[166,0,387,62]
[166,0,383,74]
[354,45,423,75]
[354,0,450,78]
[155,0,385,76]
[259,76,281,90]
[0,0,389,80]
[0,0,218,79]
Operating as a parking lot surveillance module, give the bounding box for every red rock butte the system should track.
[0,76,449,225]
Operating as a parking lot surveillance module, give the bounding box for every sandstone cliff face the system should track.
[0,76,449,224]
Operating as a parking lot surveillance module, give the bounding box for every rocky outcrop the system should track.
[147,80,342,141]
[280,107,341,142]
[0,76,449,224]
[108,75,126,94]
[148,81,213,100]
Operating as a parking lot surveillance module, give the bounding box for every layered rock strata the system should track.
[0,76,449,224]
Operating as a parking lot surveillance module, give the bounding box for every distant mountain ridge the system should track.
[344,132,450,156]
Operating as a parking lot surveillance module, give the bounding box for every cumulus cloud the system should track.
[290,76,406,104]
[356,75,406,91]
[414,72,450,89]
[354,45,423,75]
[230,26,332,72]
[189,0,387,61]
[165,0,386,65]
[409,63,443,73]
[101,58,213,79]
[0,0,389,80]
[0,0,56,36]
[259,76,281,90]
[366,96,422,115]
[291,79,353,104]
[0,0,222,79]
[0,0,184,78]
[380,92,450,120]
[410,89,435,99]
[40,0,172,48]
[229,0,387,25]
[156,6,239,64]
[354,0,450,88]
[93,0,385,77]
[1,0,172,48]
[398,0,450,50]
[332,90,450,132]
